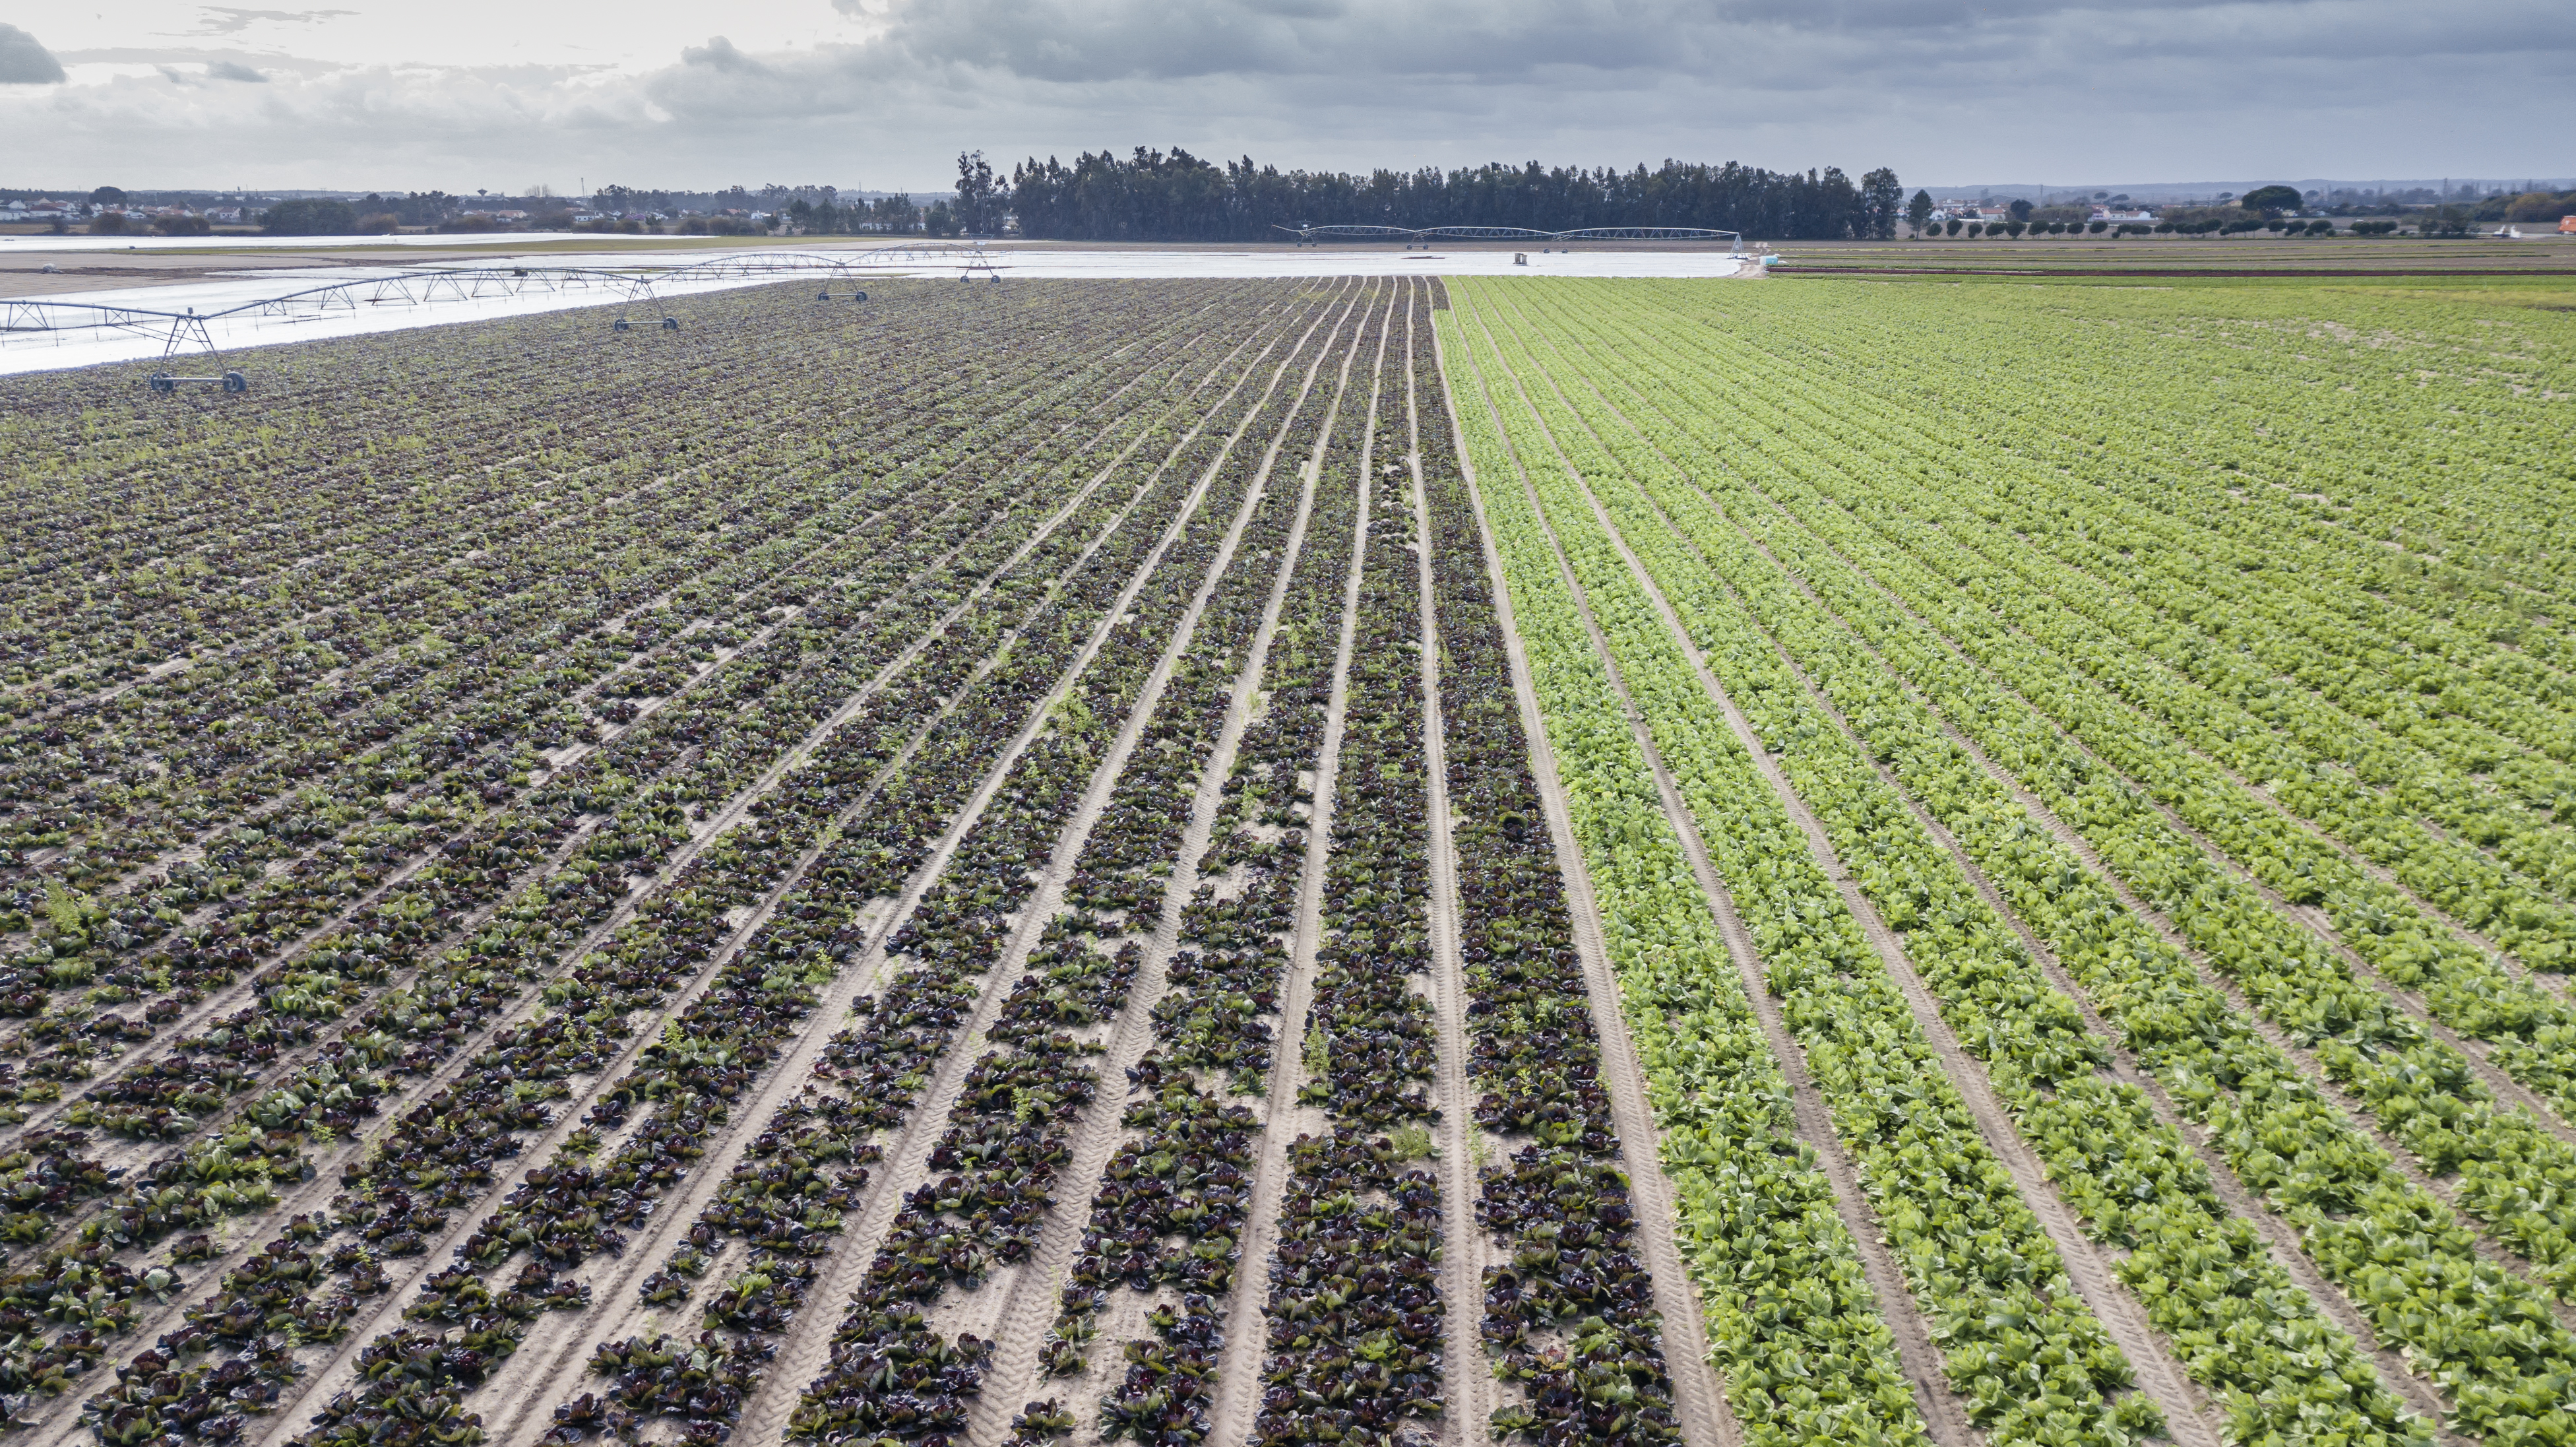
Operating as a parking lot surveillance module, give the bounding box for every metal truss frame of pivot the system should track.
[1274,224,1743,245]
[0,243,1003,360]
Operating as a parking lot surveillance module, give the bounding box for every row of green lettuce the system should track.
[1542,276,2576,1312]
[1471,273,2576,1446]
[1449,292,2180,1447]
[1623,293,2576,1133]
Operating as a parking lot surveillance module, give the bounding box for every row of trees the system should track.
[973,150,1904,241]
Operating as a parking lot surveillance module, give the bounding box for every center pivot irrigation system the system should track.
[1276,223,1745,246]
[0,241,1003,391]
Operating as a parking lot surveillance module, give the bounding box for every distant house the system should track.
[493,209,529,222]
[2090,207,2156,224]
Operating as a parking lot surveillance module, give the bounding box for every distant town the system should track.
[1914,183,2576,239]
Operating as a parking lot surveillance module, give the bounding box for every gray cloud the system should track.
[700,0,2576,113]
[153,57,274,85]
[187,8,357,37]
[0,22,66,84]
[812,0,1681,82]
[1,0,2571,189]
[677,36,773,75]
[53,46,342,77]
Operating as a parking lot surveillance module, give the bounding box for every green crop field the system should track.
[0,269,2567,1447]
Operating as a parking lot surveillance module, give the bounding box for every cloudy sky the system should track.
[1,0,2569,194]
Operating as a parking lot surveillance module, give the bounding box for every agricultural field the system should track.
[0,267,2567,1447]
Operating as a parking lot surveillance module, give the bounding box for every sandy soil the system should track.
[994,284,1370,1442]
[1207,314,1379,1447]
[941,314,1352,1438]
[1943,530,2576,1027]
[1749,571,2460,1432]
[716,305,1342,1444]
[1449,322,1968,1447]
[1779,532,2576,1339]
[340,325,1265,1446]
[1409,364,1497,1447]
[963,284,1364,1446]
[5,329,1251,1447]
[1503,315,2228,1447]
[3,583,809,1143]
[1429,315,1739,1447]
[0,261,336,298]
[218,445,1173,1447]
